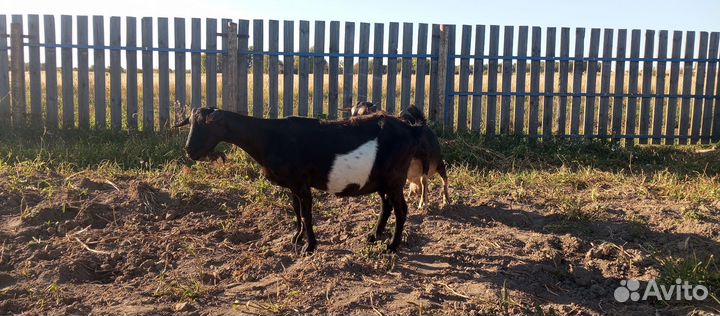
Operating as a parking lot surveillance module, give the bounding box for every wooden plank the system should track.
[500,25,513,134]
[126,17,138,129]
[190,18,201,109]
[471,25,485,131]
[690,32,708,144]
[625,29,641,146]
[665,31,683,144]
[558,27,570,136]
[599,28,614,138]
[652,30,668,144]
[357,22,370,103]
[92,16,106,128]
[238,20,249,114]
[0,15,8,124]
[514,26,528,135]
[713,34,720,142]
[400,22,413,111]
[10,17,26,127]
[28,15,42,124]
[77,16,90,129]
[43,15,59,128]
[141,17,154,131]
[252,19,263,117]
[486,25,500,135]
[109,16,121,130]
[342,22,355,118]
[174,18,186,120]
[701,32,718,144]
[528,26,541,137]
[415,23,428,114]
[206,18,218,109]
[222,20,239,115]
[268,20,279,118]
[429,24,440,121]
[444,25,456,129]
[386,22,399,113]
[298,20,309,116]
[639,30,655,144]
[542,27,556,139]
[678,31,695,144]
[570,28,585,136]
[61,15,75,128]
[282,20,294,117]
[220,18,230,110]
[371,23,384,107]
[611,29,626,138]
[457,24,471,131]
[584,28,601,137]
[158,17,169,128]
[312,20,325,117]
[328,21,339,119]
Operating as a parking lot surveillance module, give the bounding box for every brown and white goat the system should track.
[345,101,450,208]
[175,107,424,253]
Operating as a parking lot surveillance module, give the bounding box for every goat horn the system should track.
[173,117,190,128]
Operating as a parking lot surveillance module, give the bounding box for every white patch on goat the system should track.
[326,138,378,193]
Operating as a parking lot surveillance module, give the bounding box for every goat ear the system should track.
[205,109,223,124]
[173,117,190,128]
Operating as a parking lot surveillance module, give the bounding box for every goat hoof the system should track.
[386,243,400,253]
[302,243,317,254]
[366,234,378,243]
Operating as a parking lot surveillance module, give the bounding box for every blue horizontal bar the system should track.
[23,42,225,54]
[449,91,718,99]
[240,50,435,59]
[451,54,720,63]
[522,134,710,140]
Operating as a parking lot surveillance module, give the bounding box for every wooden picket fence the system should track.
[1,14,719,145]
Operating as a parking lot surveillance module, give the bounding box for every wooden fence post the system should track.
[223,21,239,113]
[10,22,26,128]
[436,24,449,129]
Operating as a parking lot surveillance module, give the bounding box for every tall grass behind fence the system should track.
[1,14,719,145]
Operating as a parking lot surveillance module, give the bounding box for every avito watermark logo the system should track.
[614,279,709,302]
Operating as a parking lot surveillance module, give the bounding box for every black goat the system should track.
[344,101,450,208]
[175,107,424,252]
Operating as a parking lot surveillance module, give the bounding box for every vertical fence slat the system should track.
[61,15,75,128]
[652,31,668,144]
[190,18,201,109]
[415,23,428,114]
[691,32,708,144]
[342,21,355,118]
[666,31,683,144]
[238,20,249,114]
[401,22,413,111]
[109,16,121,130]
[429,24,440,121]
[625,30,641,146]
[528,26,541,137]
[599,28,615,138]
[206,18,217,109]
[252,19,264,117]
[471,25,485,132]
[542,27,556,139]
[713,34,720,142]
[141,17,154,131]
[444,25,456,130]
[268,20,279,118]
[312,20,325,117]
[10,17,25,127]
[372,23,384,107]
[570,28,585,136]
[486,25,500,135]
[514,26,528,135]
[357,22,370,102]
[223,21,238,116]
[77,16,90,129]
[500,25,513,134]
[92,16,106,128]
[611,29,626,138]
[158,17,169,128]
[43,15,58,128]
[457,25,471,131]
[282,21,294,116]
[639,30,655,144]
[386,22,399,113]
[702,32,718,144]
[678,31,695,144]
[126,17,138,129]
[174,18,186,120]
[584,29,601,137]
[558,27,570,136]
[0,15,8,124]
[328,21,339,119]
[298,20,309,116]
[220,18,230,110]
[28,15,42,124]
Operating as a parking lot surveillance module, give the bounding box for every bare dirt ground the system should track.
[0,160,719,315]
